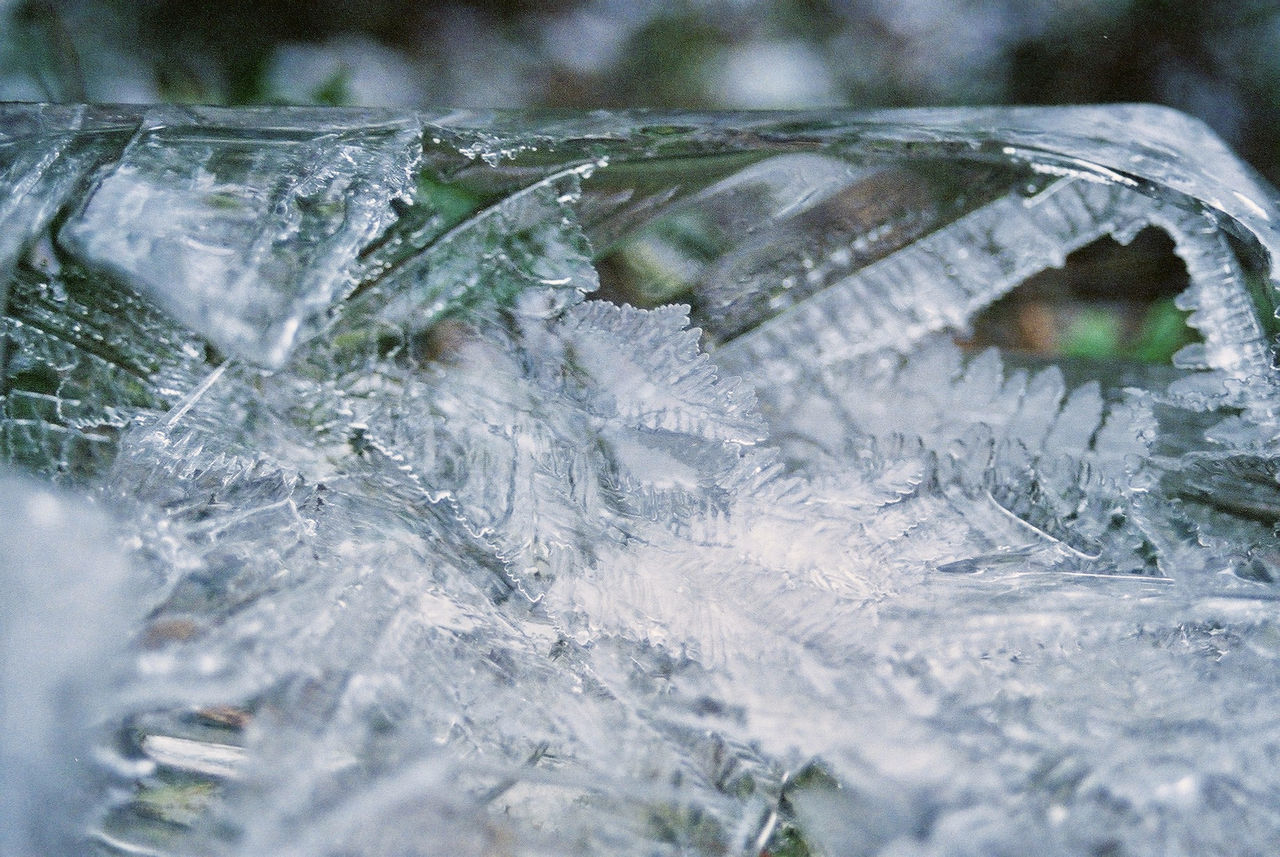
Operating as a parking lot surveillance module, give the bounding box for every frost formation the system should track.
[3,104,1280,856]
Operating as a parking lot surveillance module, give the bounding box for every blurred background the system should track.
[1,0,1278,182]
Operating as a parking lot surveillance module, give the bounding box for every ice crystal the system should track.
[3,104,1280,857]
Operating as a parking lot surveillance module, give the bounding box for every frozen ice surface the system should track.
[0,104,143,276]
[4,104,1280,856]
[1,239,211,480]
[57,105,423,368]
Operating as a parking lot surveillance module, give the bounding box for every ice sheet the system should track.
[3,105,1280,857]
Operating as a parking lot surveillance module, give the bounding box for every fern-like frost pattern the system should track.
[3,105,1280,857]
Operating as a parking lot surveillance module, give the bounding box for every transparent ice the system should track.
[3,104,1280,856]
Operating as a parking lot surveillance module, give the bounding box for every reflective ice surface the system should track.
[4,104,1280,856]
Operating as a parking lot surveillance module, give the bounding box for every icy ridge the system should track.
[718,167,1280,581]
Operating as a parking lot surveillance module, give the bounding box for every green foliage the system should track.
[309,65,352,107]
[5,0,85,100]
[644,802,729,853]
[132,781,220,827]
[1130,298,1197,363]
[1061,309,1122,361]
[764,824,815,857]
[1061,300,1197,364]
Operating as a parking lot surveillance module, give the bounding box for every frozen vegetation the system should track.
[3,103,1280,856]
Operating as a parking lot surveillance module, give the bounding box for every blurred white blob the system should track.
[0,474,138,857]
[708,40,840,108]
[267,35,425,107]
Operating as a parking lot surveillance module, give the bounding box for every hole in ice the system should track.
[960,227,1198,364]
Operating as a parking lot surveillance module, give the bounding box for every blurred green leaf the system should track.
[1129,297,1196,363]
[309,64,352,106]
[1062,309,1122,360]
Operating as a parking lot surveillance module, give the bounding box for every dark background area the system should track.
[2,0,1279,184]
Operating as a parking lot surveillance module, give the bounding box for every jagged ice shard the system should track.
[3,103,1280,856]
